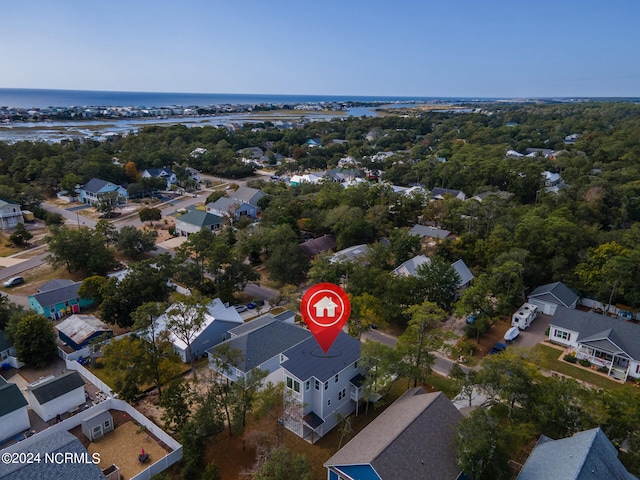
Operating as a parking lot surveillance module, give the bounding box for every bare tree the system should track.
[166,293,209,380]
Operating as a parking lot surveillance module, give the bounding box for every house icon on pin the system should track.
[314,296,339,318]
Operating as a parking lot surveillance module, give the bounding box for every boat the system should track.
[504,326,520,342]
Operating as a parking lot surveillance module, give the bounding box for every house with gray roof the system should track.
[393,255,474,291]
[0,376,30,443]
[174,209,222,236]
[28,280,94,319]
[0,198,24,230]
[549,306,640,382]
[330,244,369,264]
[431,187,467,201]
[0,430,106,480]
[409,224,452,241]
[55,314,113,351]
[0,330,24,369]
[25,371,86,422]
[516,428,635,480]
[325,388,463,480]
[207,316,311,388]
[280,332,363,443]
[206,195,259,220]
[528,281,578,315]
[298,234,337,259]
[228,186,265,208]
[141,167,177,189]
[78,178,128,206]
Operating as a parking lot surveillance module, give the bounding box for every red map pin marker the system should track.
[301,283,351,353]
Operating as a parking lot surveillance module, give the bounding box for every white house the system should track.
[549,306,640,382]
[207,311,311,388]
[154,298,243,363]
[0,330,24,369]
[280,332,364,443]
[141,168,177,189]
[0,198,24,230]
[25,372,86,422]
[0,376,30,443]
[528,281,578,315]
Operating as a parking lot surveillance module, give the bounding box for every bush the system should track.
[578,358,592,368]
[597,365,609,373]
[168,226,176,236]
[564,354,577,363]
[93,357,104,369]
[456,339,478,357]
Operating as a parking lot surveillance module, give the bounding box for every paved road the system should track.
[0,252,49,281]
[243,282,279,301]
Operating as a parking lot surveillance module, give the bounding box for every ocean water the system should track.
[0,88,450,109]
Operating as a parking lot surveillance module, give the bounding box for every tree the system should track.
[9,222,32,247]
[7,314,56,368]
[166,293,210,379]
[95,190,121,217]
[46,225,116,275]
[397,301,450,387]
[139,207,162,226]
[59,173,82,197]
[78,275,110,305]
[252,447,312,480]
[161,379,193,435]
[449,363,476,408]
[453,409,511,480]
[124,161,139,181]
[116,225,157,259]
[348,293,386,339]
[414,257,461,309]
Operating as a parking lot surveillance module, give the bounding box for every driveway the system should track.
[515,313,552,348]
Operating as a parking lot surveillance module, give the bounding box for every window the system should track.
[315,380,320,390]
[286,377,293,389]
[327,398,331,406]
[636,365,640,374]
[305,380,310,391]
[338,388,347,401]
[554,329,571,341]
[354,361,358,369]
[104,420,111,429]
[293,381,300,393]
[324,381,329,390]
[335,374,339,383]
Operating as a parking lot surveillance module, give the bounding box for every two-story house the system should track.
[280,332,363,443]
[141,168,177,190]
[78,178,128,206]
[0,198,24,230]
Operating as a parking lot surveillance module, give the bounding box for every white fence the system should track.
[65,358,113,397]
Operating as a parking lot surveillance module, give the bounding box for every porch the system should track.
[575,344,630,382]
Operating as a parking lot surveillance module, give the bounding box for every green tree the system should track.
[7,314,57,368]
[138,207,162,226]
[414,257,461,309]
[252,448,312,480]
[95,190,121,217]
[46,225,116,275]
[348,293,386,339]
[9,222,32,247]
[59,173,83,197]
[116,225,158,259]
[161,379,193,435]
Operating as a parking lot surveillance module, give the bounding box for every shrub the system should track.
[456,339,478,357]
[564,354,577,363]
[597,366,609,373]
[578,358,592,368]
[168,226,176,236]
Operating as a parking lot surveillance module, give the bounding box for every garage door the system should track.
[528,299,556,315]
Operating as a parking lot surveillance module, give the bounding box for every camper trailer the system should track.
[511,303,538,330]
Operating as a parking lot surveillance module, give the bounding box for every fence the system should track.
[64,357,113,397]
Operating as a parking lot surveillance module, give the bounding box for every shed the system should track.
[81,410,114,441]
[55,314,113,351]
[26,371,86,422]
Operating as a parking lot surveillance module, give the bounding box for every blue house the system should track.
[78,178,128,206]
[28,280,94,319]
[54,314,113,351]
[206,196,258,220]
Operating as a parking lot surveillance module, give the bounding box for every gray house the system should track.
[206,196,258,220]
[81,410,114,441]
[393,255,474,291]
[0,376,30,443]
[229,186,264,210]
[517,428,635,480]
[325,388,463,480]
[528,281,579,315]
[25,371,86,422]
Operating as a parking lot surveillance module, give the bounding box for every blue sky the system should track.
[2,1,639,97]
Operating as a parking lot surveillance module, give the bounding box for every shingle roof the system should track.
[144,167,173,177]
[409,224,451,239]
[176,209,222,227]
[516,428,635,480]
[0,430,106,480]
[227,311,295,337]
[551,306,640,360]
[80,178,110,194]
[37,279,76,293]
[30,281,82,309]
[299,234,337,258]
[431,187,465,199]
[0,198,19,208]
[281,332,361,382]
[209,321,311,372]
[529,281,579,308]
[0,377,28,417]
[452,259,474,286]
[330,244,369,264]
[324,388,462,480]
[207,196,244,214]
[27,371,85,404]
[229,186,264,206]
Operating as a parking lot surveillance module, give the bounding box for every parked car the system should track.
[234,305,248,313]
[3,276,24,288]
[489,342,507,354]
[466,314,476,324]
[246,299,265,309]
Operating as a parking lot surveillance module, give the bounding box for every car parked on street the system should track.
[3,276,24,288]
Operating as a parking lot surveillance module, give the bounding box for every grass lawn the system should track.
[530,344,630,390]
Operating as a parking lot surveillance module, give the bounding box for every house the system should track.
[516,428,635,480]
[207,312,311,387]
[0,198,24,230]
[409,224,452,241]
[155,298,243,363]
[78,178,128,206]
[206,196,257,221]
[324,388,463,480]
[564,133,580,145]
[280,332,363,443]
[81,409,114,441]
[185,167,202,184]
[290,172,328,186]
[549,306,640,381]
[141,167,177,189]
[528,281,578,315]
[393,255,474,291]
[55,315,113,351]
[543,171,562,187]
[28,280,94,319]
[306,138,322,147]
[0,330,24,369]
[0,376,30,443]
[469,190,513,203]
[228,186,265,210]
[525,147,556,158]
[25,371,86,422]
[330,244,369,264]
[298,234,337,259]
[430,187,467,201]
[174,209,222,236]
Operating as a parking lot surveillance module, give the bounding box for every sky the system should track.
[2,1,639,98]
